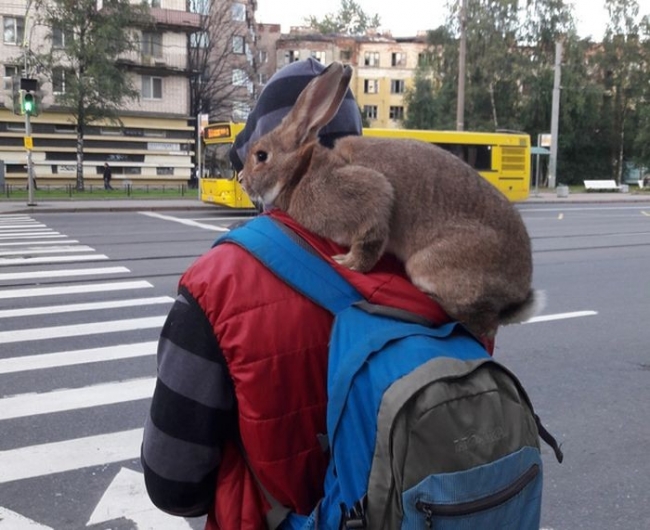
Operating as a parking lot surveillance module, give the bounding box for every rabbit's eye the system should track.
[255,151,268,163]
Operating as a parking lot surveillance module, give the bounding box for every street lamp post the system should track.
[456,0,468,131]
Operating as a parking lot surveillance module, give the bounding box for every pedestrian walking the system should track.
[103,163,114,190]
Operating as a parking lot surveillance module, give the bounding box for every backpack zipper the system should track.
[415,463,540,527]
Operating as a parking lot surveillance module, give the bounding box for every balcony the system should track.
[118,50,190,74]
[149,8,202,32]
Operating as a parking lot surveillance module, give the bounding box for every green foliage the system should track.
[305,0,381,35]
[403,0,650,185]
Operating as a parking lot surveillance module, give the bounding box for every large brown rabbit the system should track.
[239,61,542,337]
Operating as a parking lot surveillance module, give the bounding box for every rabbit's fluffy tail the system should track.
[499,289,546,326]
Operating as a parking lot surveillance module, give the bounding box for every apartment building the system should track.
[0,0,255,188]
[260,26,428,128]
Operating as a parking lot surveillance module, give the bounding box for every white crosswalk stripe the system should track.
[0,214,196,528]
[0,215,165,488]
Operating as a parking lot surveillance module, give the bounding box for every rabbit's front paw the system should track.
[332,252,363,271]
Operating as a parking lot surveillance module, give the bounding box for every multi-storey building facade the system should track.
[0,0,256,188]
[260,26,428,129]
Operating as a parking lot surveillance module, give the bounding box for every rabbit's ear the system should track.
[282,62,352,146]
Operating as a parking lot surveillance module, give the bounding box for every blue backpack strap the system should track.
[215,216,364,314]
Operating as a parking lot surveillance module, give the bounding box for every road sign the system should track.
[24,136,33,150]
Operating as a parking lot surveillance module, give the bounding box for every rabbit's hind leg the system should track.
[403,234,505,336]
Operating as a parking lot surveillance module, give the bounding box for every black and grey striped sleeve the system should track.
[141,286,236,517]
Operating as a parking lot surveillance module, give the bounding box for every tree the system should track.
[403,27,457,130]
[305,0,381,35]
[600,0,646,183]
[32,0,152,191]
[188,0,256,122]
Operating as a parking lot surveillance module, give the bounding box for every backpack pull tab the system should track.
[415,501,433,528]
[339,496,368,529]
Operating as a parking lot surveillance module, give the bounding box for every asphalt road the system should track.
[0,203,649,529]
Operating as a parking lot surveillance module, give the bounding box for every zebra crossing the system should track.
[0,214,196,529]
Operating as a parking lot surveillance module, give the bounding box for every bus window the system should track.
[438,144,493,171]
[204,144,235,180]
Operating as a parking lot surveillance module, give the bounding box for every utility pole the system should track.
[25,106,35,206]
[548,41,562,189]
[23,0,36,206]
[456,0,468,131]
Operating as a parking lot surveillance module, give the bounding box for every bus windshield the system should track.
[203,143,236,180]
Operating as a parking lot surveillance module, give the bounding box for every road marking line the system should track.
[0,341,158,374]
[0,377,156,420]
[0,428,144,484]
[0,265,129,281]
[0,316,166,344]
[642,210,650,217]
[0,280,152,300]
[0,245,94,256]
[558,213,564,220]
[0,254,108,266]
[0,507,53,529]
[526,310,598,323]
[0,296,173,318]
[0,233,65,240]
[0,223,46,230]
[140,211,230,231]
[188,216,253,222]
[0,230,57,237]
[0,239,79,247]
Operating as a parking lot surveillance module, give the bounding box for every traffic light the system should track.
[19,78,39,117]
[21,91,37,115]
[2,76,21,115]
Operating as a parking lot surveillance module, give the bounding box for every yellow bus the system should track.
[200,122,531,208]
[200,121,254,208]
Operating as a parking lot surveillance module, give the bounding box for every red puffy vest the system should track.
[182,211,461,529]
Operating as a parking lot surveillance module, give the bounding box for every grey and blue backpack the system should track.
[218,215,563,530]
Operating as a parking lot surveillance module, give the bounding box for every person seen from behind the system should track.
[140,58,459,529]
[103,162,113,190]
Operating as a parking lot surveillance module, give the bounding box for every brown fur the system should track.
[239,62,542,337]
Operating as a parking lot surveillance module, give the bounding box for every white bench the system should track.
[583,179,621,192]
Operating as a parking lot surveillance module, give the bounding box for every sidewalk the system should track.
[1,190,649,215]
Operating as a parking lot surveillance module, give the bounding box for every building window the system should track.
[188,0,209,14]
[3,17,25,45]
[142,32,163,58]
[340,49,351,61]
[231,2,246,22]
[232,69,248,86]
[391,52,406,67]
[363,79,379,94]
[53,67,71,94]
[142,76,163,99]
[145,0,161,7]
[418,52,434,66]
[3,65,19,88]
[390,79,405,94]
[364,51,379,66]
[258,72,268,85]
[258,50,268,64]
[232,35,245,54]
[233,101,250,121]
[311,50,326,63]
[52,26,73,48]
[363,105,377,120]
[389,106,404,120]
[285,50,299,64]
[190,31,209,48]
[157,167,174,176]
